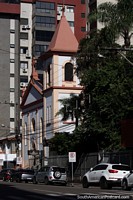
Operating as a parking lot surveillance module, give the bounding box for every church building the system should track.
[21,9,82,168]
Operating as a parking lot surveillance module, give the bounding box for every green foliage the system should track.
[75,0,133,151]
[49,132,75,155]
[51,0,133,154]
[97,0,133,47]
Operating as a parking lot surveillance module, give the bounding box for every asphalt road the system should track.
[0,181,133,200]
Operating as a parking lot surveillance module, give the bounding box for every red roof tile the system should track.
[47,14,79,53]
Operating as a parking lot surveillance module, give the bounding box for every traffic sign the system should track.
[69,152,76,162]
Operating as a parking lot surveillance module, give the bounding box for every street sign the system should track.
[69,152,76,162]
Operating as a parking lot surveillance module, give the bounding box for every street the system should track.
[0,181,133,200]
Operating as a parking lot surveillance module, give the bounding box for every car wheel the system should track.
[100,177,109,189]
[82,177,89,188]
[33,177,37,184]
[25,180,28,183]
[17,177,21,183]
[53,171,61,179]
[44,177,49,185]
[122,179,131,191]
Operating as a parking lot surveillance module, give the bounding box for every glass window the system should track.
[68,21,74,27]
[92,164,108,171]
[11,142,16,152]
[48,65,50,85]
[10,29,15,33]
[81,13,85,18]
[66,6,74,13]
[20,62,28,70]
[81,0,85,4]
[5,0,20,4]
[65,63,73,81]
[36,30,54,42]
[10,74,14,77]
[10,44,15,48]
[10,59,15,63]
[20,76,28,83]
[20,18,28,25]
[10,118,14,122]
[33,45,48,56]
[10,88,15,92]
[20,47,28,54]
[32,118,35,132]
[39,118,43,143]
[24,123,27,145]
[35,16,55,27]
[20,33,28,40]
[81,27,86,32]
[36,2,55,10]
[112,165,130,171]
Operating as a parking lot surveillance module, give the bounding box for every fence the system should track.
[46,150,133,182]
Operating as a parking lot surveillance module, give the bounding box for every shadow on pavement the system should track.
[0,182,77,200]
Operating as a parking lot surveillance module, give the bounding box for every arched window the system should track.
[46,64,51,86]
[40,118,43,143]
[31,118,36,150]
[24,123,27,145]
[48,65,50,84]
[64,62,73,81]
[31,118,35,132]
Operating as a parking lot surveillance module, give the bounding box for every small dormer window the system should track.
[46,64,51,87]
[48,65,50,84]
[65,62,73,81]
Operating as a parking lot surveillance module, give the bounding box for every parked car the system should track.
[33,166,67,186]
[0,168,16,181]
[121,170,133,191]
[10,169,35,183]
[82,163,130,189]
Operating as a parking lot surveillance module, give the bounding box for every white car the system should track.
[82,163,130,189]
[121,170,133,191]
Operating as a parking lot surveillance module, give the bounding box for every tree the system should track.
[76,29,133,151]
[96,0,133,47]
[56,93,83,127]
[49,132,73,155]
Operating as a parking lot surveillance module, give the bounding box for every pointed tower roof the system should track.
[47,11,79,54]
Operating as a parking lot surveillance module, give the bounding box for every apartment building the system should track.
[89,0,116,32]
[0,0,88,167]
[0,0,20,168]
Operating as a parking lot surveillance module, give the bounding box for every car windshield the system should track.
[112,165,130,171]
[52,167,66,173]
[19,169,34,174]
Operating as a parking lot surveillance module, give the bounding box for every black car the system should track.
[0,168,16,181]
[11,169,35,183]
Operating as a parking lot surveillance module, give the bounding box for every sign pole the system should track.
[71,162,74,187]
[68,152,76,187]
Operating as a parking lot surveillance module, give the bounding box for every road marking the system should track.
[78,193,99,195]
[34,189,77,197]
[34,189,62,194]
